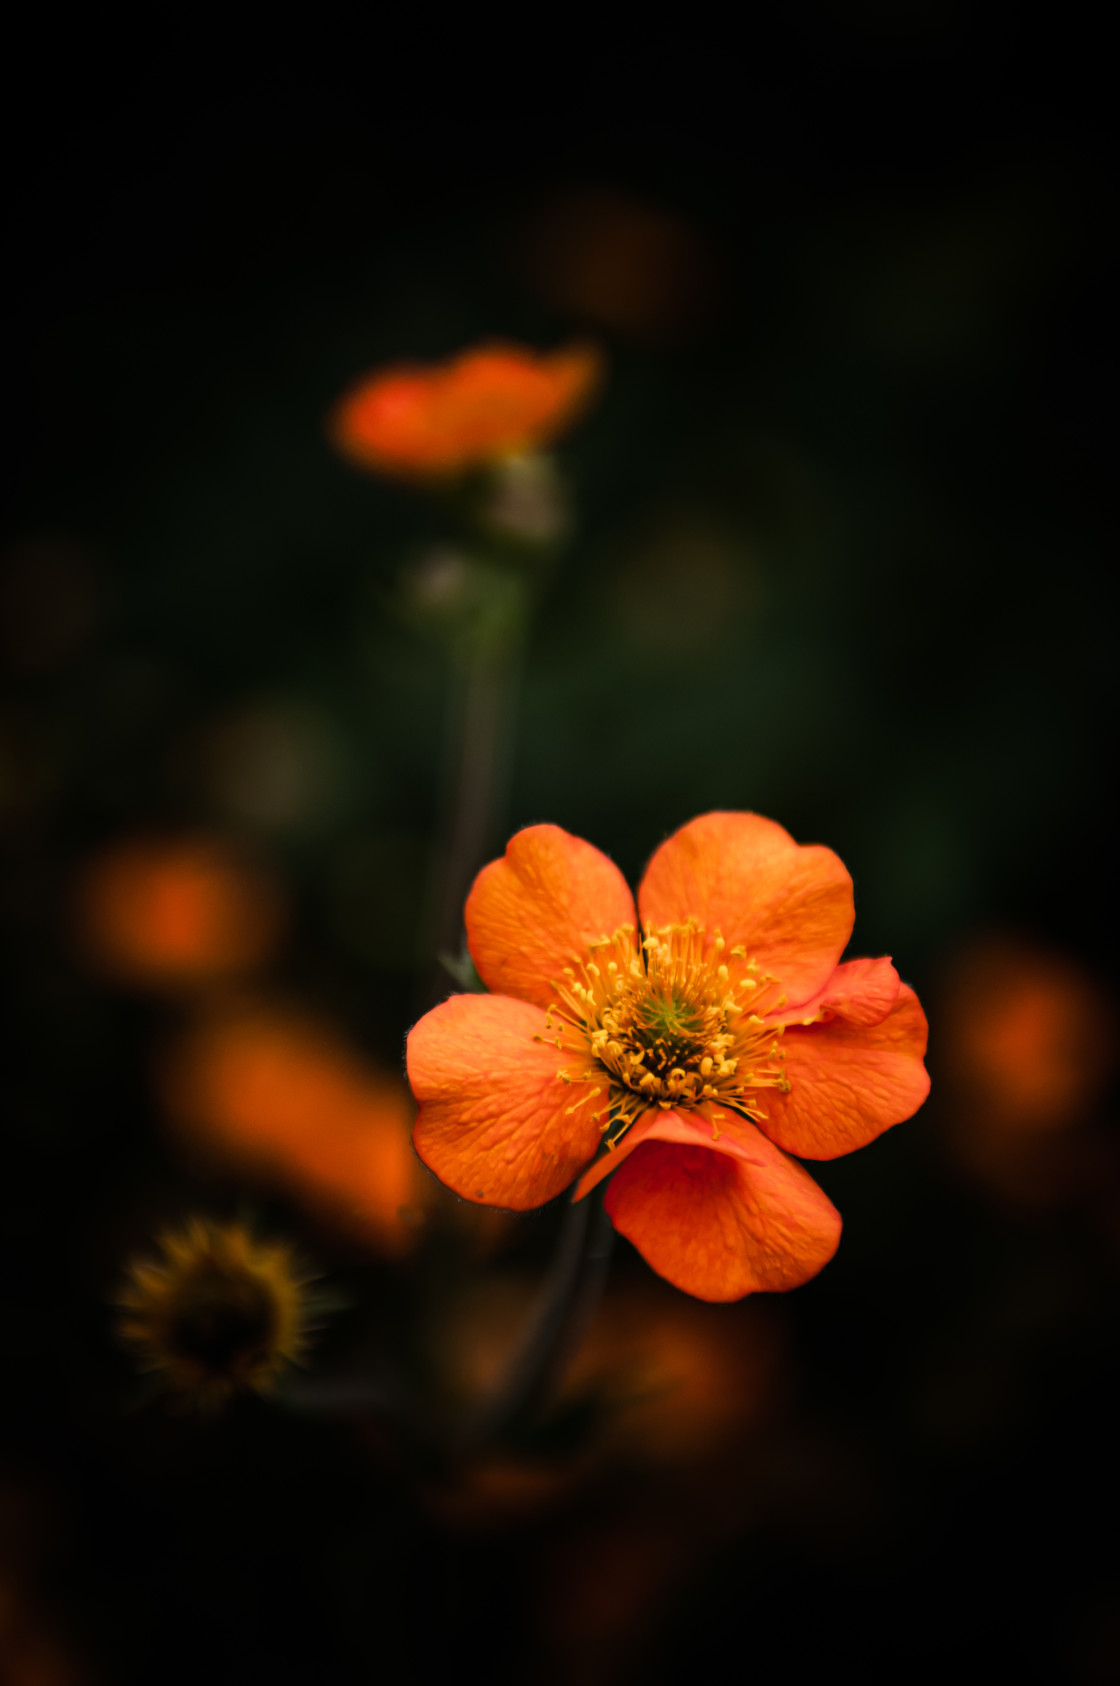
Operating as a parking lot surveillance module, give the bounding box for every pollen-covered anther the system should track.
[565,1084,601,1115]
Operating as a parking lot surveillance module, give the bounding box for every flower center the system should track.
[166,1261,282,1381]
[541,922,791,1148]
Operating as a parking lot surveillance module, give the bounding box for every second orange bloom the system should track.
[330,342,601,480]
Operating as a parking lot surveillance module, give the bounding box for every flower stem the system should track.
[424,567,529,1005]
[467,1188,614,1446]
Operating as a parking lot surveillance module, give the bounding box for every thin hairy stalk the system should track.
[423,572,529,1007]
[467,1187,614,1446]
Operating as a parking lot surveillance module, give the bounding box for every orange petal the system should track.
[638,812,854,1006]
[763,983,930,1160]
[466,824,637,1009]
[407,992,603,1210]
[601,1108,842,1302]
[572,1100,784,1200]
[778,956,901,1028]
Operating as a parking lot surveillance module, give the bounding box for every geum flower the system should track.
[330,342,601,479]
[407,814,930,1302]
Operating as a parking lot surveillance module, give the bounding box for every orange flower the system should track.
[76,837,283,988]
[407,814,930,1302]
[329,342,601,479]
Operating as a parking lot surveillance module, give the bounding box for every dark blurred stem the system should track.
[468,1188,614,1446]
[426,596,526,1004]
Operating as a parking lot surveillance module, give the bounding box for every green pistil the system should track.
[640,993,701,1040]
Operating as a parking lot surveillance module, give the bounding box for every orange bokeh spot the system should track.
[441,1275,785,1469]
[522,186,720,343]
[941,937,1114,1133]
[162,1005,427,1254]
[0,1569,88,1686]
[565,1280,788,1466]
[423,1273,787,1533]
[77,838,283,988]
[533,1509,703,1686]
[329,342,601,479]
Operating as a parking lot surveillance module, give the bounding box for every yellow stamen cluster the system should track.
[537,922,791,1149]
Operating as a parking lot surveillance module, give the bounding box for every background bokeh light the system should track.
[3,44,1116,1686]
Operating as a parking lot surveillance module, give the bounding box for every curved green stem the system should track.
[424,564,530,1007]
[467,1187,614,1446]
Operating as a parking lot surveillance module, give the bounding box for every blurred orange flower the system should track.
[0,1571,89,1686]
[408,813,930,1301]
[1,1477,90,1686]
[941,936,1113,1132]
[425,1274,787,1531]
[330,342,601,479]
[162,1004,428,1254]
[77,837,283,988]
[566,1280,788,1467]
[533,1507,697,1686]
